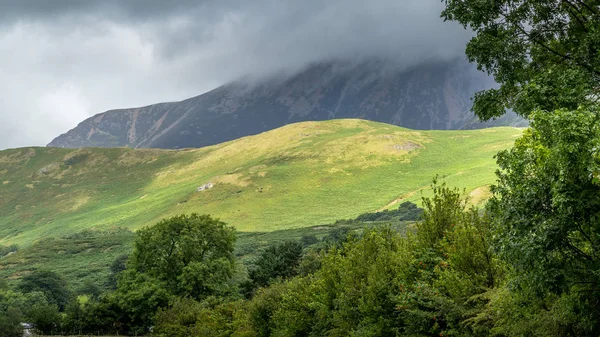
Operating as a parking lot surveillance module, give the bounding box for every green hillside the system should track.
[0,119,521,246]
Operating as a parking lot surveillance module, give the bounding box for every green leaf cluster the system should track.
[442,0,600,119]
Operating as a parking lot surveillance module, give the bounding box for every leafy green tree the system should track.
[77,295,125,335]
[18,270,70,310]
[244,241,303,296]
[128,213,236,300]
[153,297,203,337]
[27,301,61,335]
[63,299,86,336]
[109,214,236,332]
[79,279,102,300]
[116,271,171,334]
[298,249,323,276]
[442,0,600,120]
[415,178,465,253]
[490,107,600,336]
[154,297,252,337]
[107,254,128,289]
[0,307,22,337]
[247,282,288,337]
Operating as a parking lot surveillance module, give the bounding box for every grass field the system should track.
[0,119,522,247]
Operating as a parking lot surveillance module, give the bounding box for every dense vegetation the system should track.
[0,205,417,293]
[0,0,599,336]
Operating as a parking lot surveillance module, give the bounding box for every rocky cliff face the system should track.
[48,59,522,149]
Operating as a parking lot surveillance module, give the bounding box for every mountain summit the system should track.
[48,59,520,149]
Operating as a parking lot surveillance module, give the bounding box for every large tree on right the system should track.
[489,108,600,334]
[442,0,600,120]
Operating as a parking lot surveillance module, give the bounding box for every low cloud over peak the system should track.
[0,0,471,149]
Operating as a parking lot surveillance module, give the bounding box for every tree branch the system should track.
[563,1,590,31]
[573,0,600,16]
[513,21,600,76]
[564,240,594,262]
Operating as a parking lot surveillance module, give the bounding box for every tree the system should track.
[153,297,250,337]
[128,213,236,300]
[27,301,61,335]
[18,270,70,310]
[112,214,236,332]
[489,107,600,336]
[0,307,23,337]
[441,0,600,120]
[107,254,128,289]
[415,178,465,253]
[244,241,304,297]
[79,279,102,300]
[116,271,171,334]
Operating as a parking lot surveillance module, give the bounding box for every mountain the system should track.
[2,120,521,246]
[48,59,523,149]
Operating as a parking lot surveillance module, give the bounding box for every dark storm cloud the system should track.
[0,0,471,149]
[0,0,205,21]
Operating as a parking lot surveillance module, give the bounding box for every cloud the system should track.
[0,0,471,149]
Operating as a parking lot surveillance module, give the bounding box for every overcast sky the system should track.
[0,0,471,150]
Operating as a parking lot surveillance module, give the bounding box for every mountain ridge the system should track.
[48,59,523,149]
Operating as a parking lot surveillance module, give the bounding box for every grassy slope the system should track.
[0,119,522,247]
[0,229,135,288]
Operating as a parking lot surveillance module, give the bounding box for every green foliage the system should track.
[300,234,319,246]
[27,301,61,335]
[71,295,126,335]
[129,213,236,300]
[356,201,424,222]
[0,244,17,257]
[78,279,102,300]
[154,298,252,337]
[93,213,239,333]
[395,181,499,337]
[489,107,600,335]
[442,0,600,119]
[0,228,134,292]
[0,307,22,337]
[0,219,407,293]
[115,271,171,333]
[107,253,129,290]
[84,179,493,336]
[229,180,506,337]
[244,241,304,296]
[415,178,464,253]
[298,249,324,276]
[18,270,70,310]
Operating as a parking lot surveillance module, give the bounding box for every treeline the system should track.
[0,202,421,336]
[0,187,453,336]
